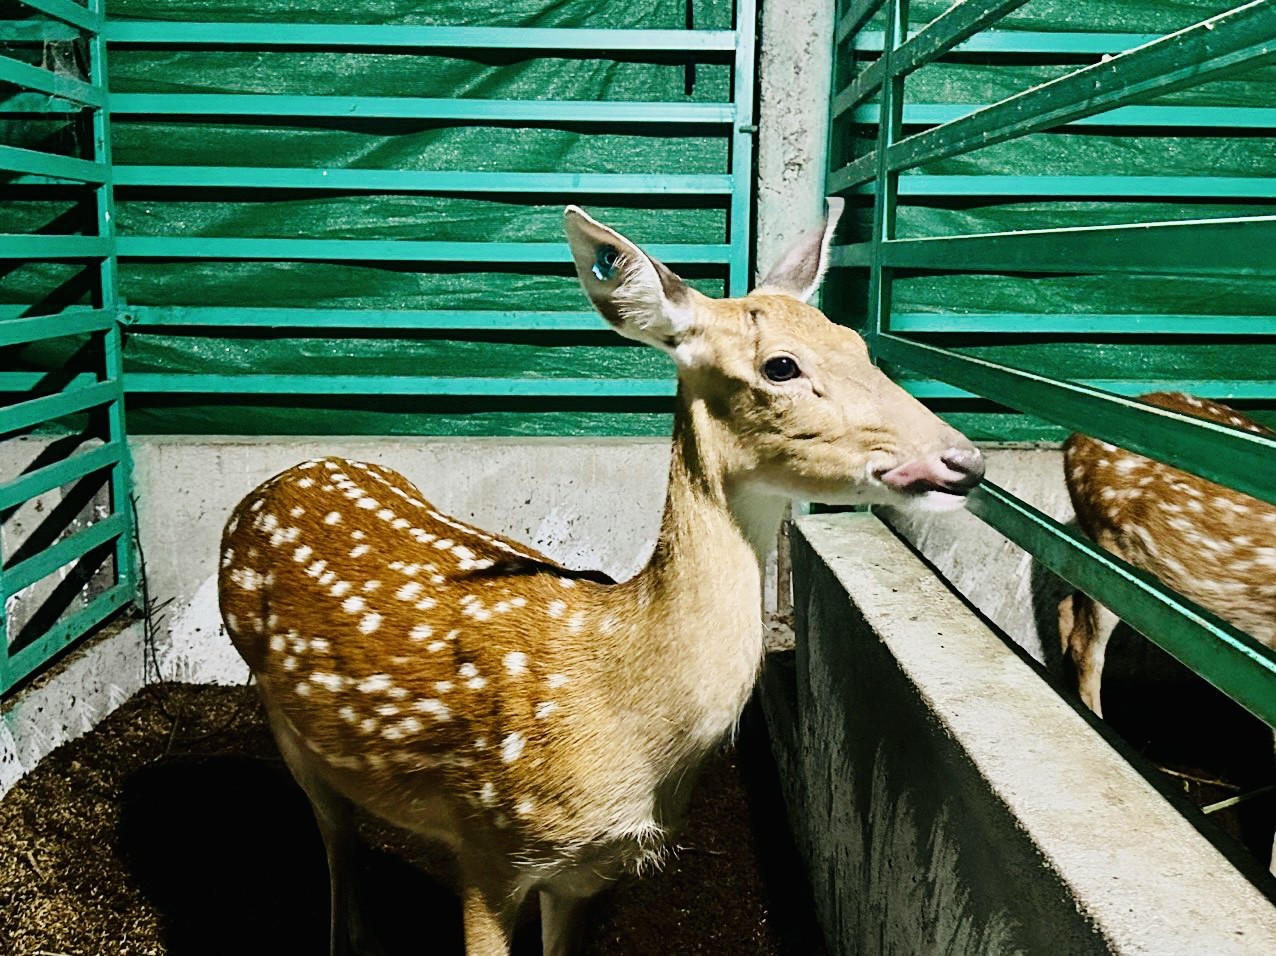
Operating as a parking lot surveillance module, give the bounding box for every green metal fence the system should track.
[0,0,136,694]
[94,0,756,437]
[827,0,1276,727]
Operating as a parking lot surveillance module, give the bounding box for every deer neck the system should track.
[621,388,781,747]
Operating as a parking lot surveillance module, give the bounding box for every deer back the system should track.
[1062,391,1276,646]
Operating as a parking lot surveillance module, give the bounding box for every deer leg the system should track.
[539,886,595,956]
[1058,592,1119,718]
[459,860,525,956]
[262,697,373,956]
[1270,731,1276,879]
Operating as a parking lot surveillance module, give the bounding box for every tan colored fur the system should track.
[1059,390,1276,874]
[219,206,979,954]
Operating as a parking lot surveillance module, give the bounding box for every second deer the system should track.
[1059,390,1276,874]
[219,200,985,954]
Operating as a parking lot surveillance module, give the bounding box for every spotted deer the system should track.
[1059,390,1276,874]
[218,201,985,955]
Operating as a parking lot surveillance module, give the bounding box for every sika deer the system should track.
[1059,390,1276,873]
[218,201,985,955]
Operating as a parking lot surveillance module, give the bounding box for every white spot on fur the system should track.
[501,732,526,763]
[547,600,567,619]
[416,699,450,721]
[350,544,371,558]
[397,582,424,601]
[547,673,569,689]
[410,623,434,641]
[342,595,366,613]
[294,545,314,563]
[535,701,557,719]
[504,652,528,676]
[359,612,382,634]
[311,673,344,691]
[358,673,392,693]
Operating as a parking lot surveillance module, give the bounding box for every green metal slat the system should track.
[874,333,1276,507]
[122,307,606,330]
[849,103,1276,129]
[901,379,1276,400]
[0,93,83,114]
[123,374,674,397]
[114,237,729,263]
[0,144,107,183]
[2,511,125,599]
[0,442,123,512]
[852,29,1162,55]
[0,20,81,41]
[854,175,1276,199]
[109,94,735,125]
[0,53,104,108]
[0,235,111,259]
[832,0,1276,189]
[0,380,119,436]
[103,22,737,51]
[0,309,114,346]
[890,313,1276,334]
[728,0,757,296]
[832,0,1029,117]
[2,582,131,695]
[835,0,887,46]
[831,216,1276,275]
[111,167,734,194]
[15,0,100,32]
[90,0,137,618]
[968,481,1276,729]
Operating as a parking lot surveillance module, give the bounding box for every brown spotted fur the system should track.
[1059,390,1276,874]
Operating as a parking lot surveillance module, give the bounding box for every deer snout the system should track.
[877,445,984,509]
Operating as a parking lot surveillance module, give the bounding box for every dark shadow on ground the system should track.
[116,690,823,955]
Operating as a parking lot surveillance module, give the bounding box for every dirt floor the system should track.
[0,683,826,956]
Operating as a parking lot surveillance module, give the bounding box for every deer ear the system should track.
[755,197,845,301]
[564,206,695,352]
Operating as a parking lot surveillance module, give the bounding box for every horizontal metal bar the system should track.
[0,53,103,108]
[2,582,132,695]
[0,234,110,259]
[109,94,735,125]
[104,22,737,52]
[969,481,1276,728]
[852,175,1276,199]
[0,144,107,183]
[0,309,114,345]
[834,1,1276,188]
[833,0,1028,117]
[15,0,101,32]
[902,378,1276,400]
[123,374,675,397]
[2,511,125,598]
[1,380,119,436]
[114,237,729,263]
[0,92,83,114]
[111,167,735,194]
[0,19,81,41]
[852,29,1162,55]
[122,306,606,331]
[875,333,1276,506]
[0,441,123,511]
[890,312,1276,335]
[849,103,1276,129]
[831,216,1276,275]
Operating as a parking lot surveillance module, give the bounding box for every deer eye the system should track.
[763,355,801,382]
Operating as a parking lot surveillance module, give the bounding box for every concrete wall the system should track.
[763,513,1276,955]
[130,436,671,683]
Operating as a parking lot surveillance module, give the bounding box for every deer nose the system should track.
[878,446,984,497]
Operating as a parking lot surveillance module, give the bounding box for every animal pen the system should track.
[2,0,1276,952]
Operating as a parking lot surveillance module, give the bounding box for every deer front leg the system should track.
[1058,592,1120,719]
[540,886,596,956]
[459,859,526,956]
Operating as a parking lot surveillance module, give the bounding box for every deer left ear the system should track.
[564,205,695,353]
[755,197,845,302]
